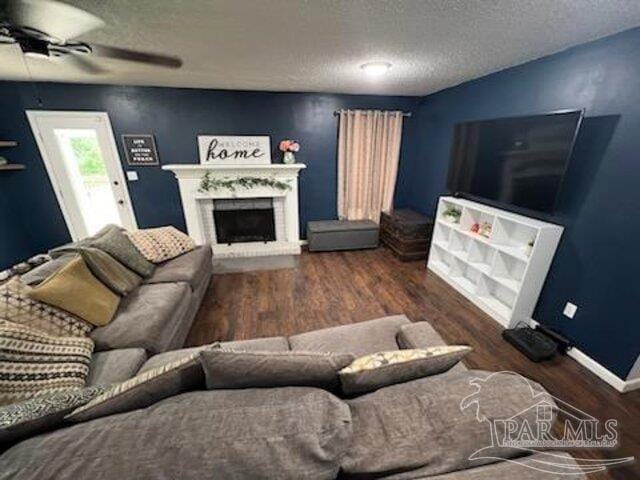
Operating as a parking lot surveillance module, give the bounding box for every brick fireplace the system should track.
[162,163,306,258]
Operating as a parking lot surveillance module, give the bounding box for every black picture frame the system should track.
[122,134,160,166]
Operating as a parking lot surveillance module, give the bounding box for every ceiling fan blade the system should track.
[63,53,108,75]
[90,43,182,69]
[0,0,104,41]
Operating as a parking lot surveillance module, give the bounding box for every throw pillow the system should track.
[49,224,120,259]
[90,227,155,277]
[28,256,120,327]
[0,278,93,337]
[200,349,355,391]
[339,346,471,395]
[0,385,108,445]
[126,226,196,263]
[0,321,94,405]
[67,347,214,423]
[77,247,142,295]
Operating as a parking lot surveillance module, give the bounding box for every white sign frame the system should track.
[198,135,271,165]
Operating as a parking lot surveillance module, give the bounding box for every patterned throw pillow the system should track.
[67,349,208,423]
[126,226,196,264]
[0,385,108,444]
[0,321,94,405]
[339,346,471,395]
[0,278,93,337]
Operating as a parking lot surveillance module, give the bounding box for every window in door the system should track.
[27,111,137,240]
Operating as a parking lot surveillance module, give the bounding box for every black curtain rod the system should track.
[333,109,412,117]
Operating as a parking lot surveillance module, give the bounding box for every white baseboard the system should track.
[567,348,639,393]
[527,319,638,393]
[299,239,308,246]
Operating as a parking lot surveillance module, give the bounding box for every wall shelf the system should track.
[0,164,25,171]
[428,196,563,328]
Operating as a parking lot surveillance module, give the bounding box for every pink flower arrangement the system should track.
[279,140,300,153]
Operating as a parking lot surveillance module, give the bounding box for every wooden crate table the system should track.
[380,209,433,261]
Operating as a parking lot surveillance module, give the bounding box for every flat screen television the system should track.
[446,110,583,213]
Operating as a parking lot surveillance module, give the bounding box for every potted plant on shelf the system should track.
[442,206,462,224]
[279,139,300,164]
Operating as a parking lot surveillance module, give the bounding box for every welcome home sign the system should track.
[198,135,271,165]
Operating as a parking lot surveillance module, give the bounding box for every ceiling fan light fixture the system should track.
[360,61,391,77]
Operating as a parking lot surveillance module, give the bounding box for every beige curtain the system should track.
[337,110,404,223]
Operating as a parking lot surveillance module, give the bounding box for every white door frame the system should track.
[26,110,137,240]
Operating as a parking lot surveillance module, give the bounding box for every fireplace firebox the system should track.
[213,198,276,244]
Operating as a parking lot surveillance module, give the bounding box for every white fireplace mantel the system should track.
[162,163,306,258]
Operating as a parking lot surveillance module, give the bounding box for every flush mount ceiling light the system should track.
[360,62,391,77]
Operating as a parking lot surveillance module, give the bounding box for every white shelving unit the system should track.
[428,196,563,328]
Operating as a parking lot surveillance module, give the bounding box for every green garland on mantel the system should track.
[198,171,292,193]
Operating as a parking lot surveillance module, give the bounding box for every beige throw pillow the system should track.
[339,346,471,395]
[127,226,196,263]
[28,257,120,327]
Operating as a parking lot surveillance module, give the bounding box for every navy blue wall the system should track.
[402,27,640,378]
[0,83,419,269]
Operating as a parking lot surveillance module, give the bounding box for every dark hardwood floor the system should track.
[186,247,639,479]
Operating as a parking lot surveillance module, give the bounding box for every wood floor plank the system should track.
[186,247,639,479]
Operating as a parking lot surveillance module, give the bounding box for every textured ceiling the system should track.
[1,0,640,96]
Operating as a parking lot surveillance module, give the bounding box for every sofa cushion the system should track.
[288,315,411,356]
[90,282,192,354]
[201,350,354,391]
[0,386,108,446]
[0,388,352,480]
[126,226,196,263]
[28,256,120,327]
[397,322,469,374]
[68,348,214,423]
[89,227,155,277]
[0,321,94,405]
[339,346,472,395]
[143,245,211,291]
[87,348,148,386]
[341,369,555,479]
[0,278,93,338]
[137,336,290,374]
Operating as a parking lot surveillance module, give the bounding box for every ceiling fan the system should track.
[0,0,182,74]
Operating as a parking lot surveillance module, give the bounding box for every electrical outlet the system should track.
[126,171,139,181]
[563,302,578,319]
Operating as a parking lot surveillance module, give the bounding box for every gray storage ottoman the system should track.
[307,220,379,252]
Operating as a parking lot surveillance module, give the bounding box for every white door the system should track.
[27,111,137,240]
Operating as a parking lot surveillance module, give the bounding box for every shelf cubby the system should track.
[427,196,563,328]
[450,258,482,294]
[460,206,495,237]
[491,217,537,260]
[449,230,470,257]
[432,222,451,249]
[429,244,453,274]
[491,251,526,292]
[477,274,516,320]
[438,198,463,225]
[467,239,495,275]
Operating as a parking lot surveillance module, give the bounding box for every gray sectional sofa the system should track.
[0,315,585,479]
[22,244,212,386]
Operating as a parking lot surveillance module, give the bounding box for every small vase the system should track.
[283,151,295,164]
